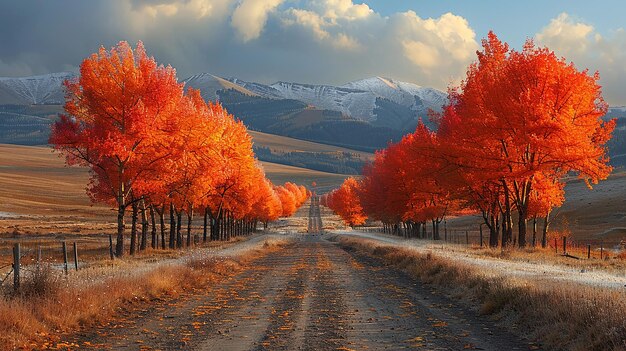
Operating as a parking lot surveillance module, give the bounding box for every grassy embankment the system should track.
[337,236,626,351]
[0,237,289,349]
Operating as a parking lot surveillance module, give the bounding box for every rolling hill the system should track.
[0,144,349,219]
[249,130,372,159]
[1,71,626,168]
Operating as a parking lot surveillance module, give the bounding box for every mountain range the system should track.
[1,72,625,168]
[0,72,448,126]
[0,72,451,152]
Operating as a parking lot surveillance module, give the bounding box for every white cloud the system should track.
[132,0,224,19]
[282,6,365,51]
[402,40,440,69]
[322,0,372,22]
[0,0,479,93]
[391,11,478,69]
[285,8,330,40]
[535,12,626,105]
[333,33,361,50]
[231,0,284,42]
[536,13,594,54]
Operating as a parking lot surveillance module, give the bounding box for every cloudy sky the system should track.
[2,0,626,104]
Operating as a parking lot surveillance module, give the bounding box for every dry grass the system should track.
[338,236,626,351]
[445,171,626,249]
[0,143,348,239]
[0,238,287,350]
[249,130,373,159]
[260,161,350,190]
[459,243,626,273]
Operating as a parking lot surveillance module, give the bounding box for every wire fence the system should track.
[356,225,625,260]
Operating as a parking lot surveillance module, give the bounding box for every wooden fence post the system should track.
[73,242,79,271]
[109,234,114,260]
[587,244,591,259]
[62,241,68,275]
[13,243,20,291]
[465,231,469,245]
[37,245,41,263]
[562,236,567,255]
[554,238,558,253]
[600,241,604,260]
[479,225,483,248]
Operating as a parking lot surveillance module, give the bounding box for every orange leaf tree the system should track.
[439,31,614,247]
[50,41,184,256]
[326,177,367,227]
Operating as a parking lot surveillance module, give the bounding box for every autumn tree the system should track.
[326,177,367,226]
[50,41,184,256]
[438,32,614,247]
[334,31,614,249]
[51,41,310,255]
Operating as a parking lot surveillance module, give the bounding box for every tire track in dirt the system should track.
[61,237,535,350]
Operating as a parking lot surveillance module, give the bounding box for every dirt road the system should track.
[63,200,534,350]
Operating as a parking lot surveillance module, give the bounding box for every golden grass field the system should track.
[1,135,624,249]
[249,130,373,159]
[0,141,349,239]
[445,170,626,248]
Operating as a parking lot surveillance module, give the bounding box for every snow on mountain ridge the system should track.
[269,81,376,120]
[183,73,257,101]
[0,72,74,104]
[343,76,448,113]
[0,71,448,126]
[225,76,448,122]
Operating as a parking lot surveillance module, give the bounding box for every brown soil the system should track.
[56,200,535,351]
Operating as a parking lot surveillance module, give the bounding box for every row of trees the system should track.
[324,32,615,248]
[50,41,309,256]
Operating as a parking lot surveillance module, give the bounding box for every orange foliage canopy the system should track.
[325,177,367,226]
[323,32,614,247]
[50,41,309,255]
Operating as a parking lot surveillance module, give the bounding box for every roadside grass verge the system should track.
[465,244,626,273]
[0,237,288,350]
[337,236,626,351]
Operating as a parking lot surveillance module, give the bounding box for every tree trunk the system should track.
[433,220,441,240]
[541,211,550,248]
[489,214,499,247]
[186,208,193,247]
[115,167,126,257]
[150,205,157,249]
[518,214,527,248]
[169,203,176,249]
[130,202,138,255]
[140,200,148,251]
[158,205,165,250]
[227,212,233,241]
[203,208,208,242]
[115,204,126,257]
[176,210,183,248]
[212,216,219,241]
[502,185,513,246]
[532,217,537,247]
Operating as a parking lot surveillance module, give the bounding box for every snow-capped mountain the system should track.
[269,81,376,121]
[226,76,448,122]
[0,72,74,105]
[343,77,448,115]
[0,71,447,128]
[182,73,257,101]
